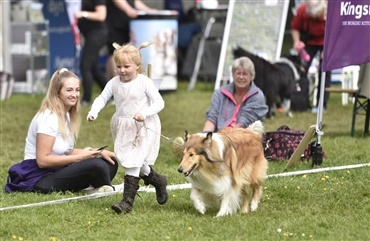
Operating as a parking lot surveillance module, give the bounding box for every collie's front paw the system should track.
[192,199,206,214]
[250,200,259,212]
[215,212,226,217]
[190,189,206,214]
[194,203,206,214]
[215,207,234,217]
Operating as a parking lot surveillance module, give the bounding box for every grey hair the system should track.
[306,0,327,18]
[231,57,255,80]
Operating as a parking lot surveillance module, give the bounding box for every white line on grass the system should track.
[267,163,370,178]
[1,163,369,211]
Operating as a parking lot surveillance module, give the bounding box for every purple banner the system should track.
[323,0,370,72]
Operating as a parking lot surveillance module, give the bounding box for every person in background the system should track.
[87,42,168,215]
[75,0,108,106]
[202,56,268,132]
[291,0,331,113]
[105,0,156,81]
[5,68,118,194]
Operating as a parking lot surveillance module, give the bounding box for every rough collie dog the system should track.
[177,121,268,217]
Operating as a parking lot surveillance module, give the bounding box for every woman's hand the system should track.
[71,148,116,165]
[81,147,102,160]
[202,120,216,132]
[100,150,117,165]
[293,41,305,51]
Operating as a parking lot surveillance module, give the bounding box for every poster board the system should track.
[215,0,289,89]
[130,11,178,91]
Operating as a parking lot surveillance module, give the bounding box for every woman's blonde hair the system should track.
[112,42,152,74]
[39,68,81,142]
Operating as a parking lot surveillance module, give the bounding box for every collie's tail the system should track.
[246,120,265,139]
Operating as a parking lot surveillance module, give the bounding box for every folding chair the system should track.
[351,92,369,137]
[351,62,370,137]
[188,16,225,90]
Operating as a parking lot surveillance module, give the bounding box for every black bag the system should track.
[262,125,314,162]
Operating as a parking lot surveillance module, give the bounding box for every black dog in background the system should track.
[232,45,307,118]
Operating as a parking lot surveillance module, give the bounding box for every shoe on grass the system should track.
[83,185,115,195]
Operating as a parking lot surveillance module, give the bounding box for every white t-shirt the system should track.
[24,109,74,160]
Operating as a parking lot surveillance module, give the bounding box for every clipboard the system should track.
[285,125,316,170]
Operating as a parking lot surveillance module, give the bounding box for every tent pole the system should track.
[316,71,326,144]
[312,71,326,166]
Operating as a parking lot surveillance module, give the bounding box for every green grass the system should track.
[0,80,369,241]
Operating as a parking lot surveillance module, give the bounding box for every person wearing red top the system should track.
[291,0,331,113]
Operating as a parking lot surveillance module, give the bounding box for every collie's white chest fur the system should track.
[188,174,232,197]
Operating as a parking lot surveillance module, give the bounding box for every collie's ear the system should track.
[206,132,213,139]
[203,132,213,145]
[184,130,189,142]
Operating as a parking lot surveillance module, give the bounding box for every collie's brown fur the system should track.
[177,121,268,217]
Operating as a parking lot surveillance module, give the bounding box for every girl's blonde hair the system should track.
[39,68,81,142]
[112,42,152,74]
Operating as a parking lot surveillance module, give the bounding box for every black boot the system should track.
[140,167,168,205]
[111,175,140,214]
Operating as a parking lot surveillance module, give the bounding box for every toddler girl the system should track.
[87,42,167,214]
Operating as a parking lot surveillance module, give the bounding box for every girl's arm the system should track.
[138,78,165,119]
[87,80,114,121]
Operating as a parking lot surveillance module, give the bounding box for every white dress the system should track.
[88,74,164,168]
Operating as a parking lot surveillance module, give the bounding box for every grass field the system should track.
[0,80,369,241]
